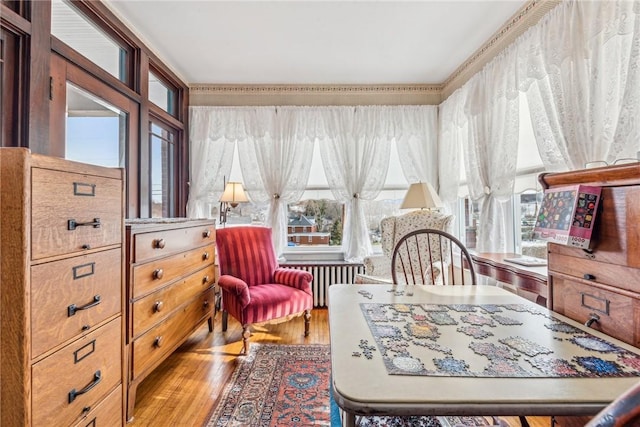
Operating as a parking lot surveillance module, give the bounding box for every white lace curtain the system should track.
[440,0,640,252]
[238,107,315,257]
[188,105,435,261]
[464,46,520,253]
[517,0,640,170]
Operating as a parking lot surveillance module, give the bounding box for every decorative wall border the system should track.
[189,84,442,95]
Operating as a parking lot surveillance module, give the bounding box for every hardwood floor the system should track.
[128,308,591,427]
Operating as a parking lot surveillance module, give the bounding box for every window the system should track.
[65,83,126,168]
[149,121,177,218]
[1,26,22,147]
[149,70,177,116]
[51,0,129,83]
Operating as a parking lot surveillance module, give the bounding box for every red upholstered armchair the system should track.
[216,226,313,354]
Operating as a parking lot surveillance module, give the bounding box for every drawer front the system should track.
[32,168,122,260]
[32,318,122,427]
[132,288,214,378]
[72,385,123,427]
[133,225,215,263]
[31,248,122,357]
[132,244,215,298]
[132,265,215,338]
[548,253,640,294]
[551,275,638,346]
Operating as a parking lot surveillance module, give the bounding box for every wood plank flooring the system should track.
[128,308,591,427]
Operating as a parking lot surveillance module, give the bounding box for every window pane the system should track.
[65,83,125,168]
[150,123,175,218]
[51,0,127,83]
[149,71,176,115]
[288,200,342,247]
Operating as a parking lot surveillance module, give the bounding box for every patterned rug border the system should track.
[206,343,332,427]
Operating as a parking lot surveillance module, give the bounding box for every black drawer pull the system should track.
[68,218,101,231]
[583,273,596,281]
[203,229,211,238]
[68,295,101,317]
[68,370,101,403]
[585,313,600,327]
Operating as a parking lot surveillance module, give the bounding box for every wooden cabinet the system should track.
[0,148,125,426]
[541,163,640,347]
[125,219,216,421]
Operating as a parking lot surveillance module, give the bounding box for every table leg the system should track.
[343,411,356,427]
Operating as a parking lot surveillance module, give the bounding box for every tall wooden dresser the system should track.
[541,163,640,347]
[0,148,126,426]
[124,218,216,421]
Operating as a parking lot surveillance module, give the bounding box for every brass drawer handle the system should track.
[203,229,211,238]
[203,300,210,308]
[203,275,210,284]
[68,218,101,231]
[68,295,101,317]
[153,336,163,348]
[153,301,164,313]
[153,269,164,280]
[68,370,102,403]
[154,238,166,249]
[203,252,210,261]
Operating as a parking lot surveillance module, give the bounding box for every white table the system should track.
[328,284,640,427]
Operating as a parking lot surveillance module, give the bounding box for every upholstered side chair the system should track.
[216,226,313,354]
[355,210,454,284]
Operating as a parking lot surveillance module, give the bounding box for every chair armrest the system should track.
[218,275,251,308]
[274,268,313,295]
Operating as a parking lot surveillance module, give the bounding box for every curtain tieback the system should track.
[273,193,280,199]
[483,186,491,195]
[353,193,360,199]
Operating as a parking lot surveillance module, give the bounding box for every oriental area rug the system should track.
[205,343,495,427]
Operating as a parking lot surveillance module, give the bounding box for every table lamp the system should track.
[400,182,443,210]
[219,181,248,225]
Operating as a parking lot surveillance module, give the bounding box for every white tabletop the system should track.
[329,284,640,420]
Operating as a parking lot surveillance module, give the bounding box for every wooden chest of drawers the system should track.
[125,218,216,421]
[541,163,640,348]
[0,148,125,426]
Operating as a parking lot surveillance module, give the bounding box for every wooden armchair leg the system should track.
[222,310,228,331]
[304,309,311,337]
[241,325,251,355]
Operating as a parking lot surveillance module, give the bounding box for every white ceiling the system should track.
[104,1,528,85]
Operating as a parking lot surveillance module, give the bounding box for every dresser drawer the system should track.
[131,244,215,299]
[32,318,122,427]
[132,225,215,263]
[548,253,640,294]
[132,265,215,338]
[72,385,123,427]
[31,248,122,357]
[132,288,214,378]
[31,168,122,260]
[551,275,640,347]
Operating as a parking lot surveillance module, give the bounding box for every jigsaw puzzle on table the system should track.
[357,302,640,378]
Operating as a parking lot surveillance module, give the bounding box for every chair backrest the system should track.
[216,226,278,286]
[391,228,476,286]
[380,210,454,259]
[585,379,640,427]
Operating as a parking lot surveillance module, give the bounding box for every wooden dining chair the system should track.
[391,228,477,285]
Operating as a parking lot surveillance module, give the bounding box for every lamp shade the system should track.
[400,182,443,210]
[220,182,248,207]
